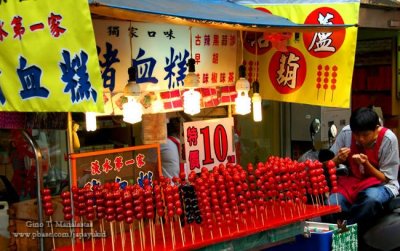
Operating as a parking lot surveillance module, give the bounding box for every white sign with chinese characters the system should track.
[183,117,236,172]
[93,19,238,115]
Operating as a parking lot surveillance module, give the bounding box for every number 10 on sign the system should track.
[183,117,236,172]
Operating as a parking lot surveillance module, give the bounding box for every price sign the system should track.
[183,117,236,172]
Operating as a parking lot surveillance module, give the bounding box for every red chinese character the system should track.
[11,16,25,40]
[220,72,226,83]
[212,53,218,64]
[114,156,124,172]
[202,73,209,84]
[102,158,113,173]
[186,126,198,146]
[204,34,210,46]
[90,160,101,175]
[29,23,45,31]
[221,35,228,46]
[125,159,135,166]
[136,154,146,168]
[228,72,235,83]
[0,21,8,41]
[194,53,201,64]
[189,150,200,170]
[213,34,219,46]
[48,13,66,37]
[211,72,218,83]
[195,34,202,46]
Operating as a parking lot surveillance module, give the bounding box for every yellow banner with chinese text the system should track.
[0,0,103,112]
[244,3,359,108]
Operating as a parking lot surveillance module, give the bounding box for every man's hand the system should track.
[352,153,386,181]
[335,147,351,164]
[352,153,368,165]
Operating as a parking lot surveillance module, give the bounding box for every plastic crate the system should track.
[267,222,304,243]
[265,222,358,251]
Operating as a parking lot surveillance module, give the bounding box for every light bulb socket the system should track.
[128,63,137,82]
[187,58,196,73]
[184,58,200,88]
[252,80,260,94]
[239,65,246,78]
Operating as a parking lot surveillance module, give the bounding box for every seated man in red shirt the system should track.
[326,107,399,234]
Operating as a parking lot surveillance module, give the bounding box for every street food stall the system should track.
[0,0,361,250]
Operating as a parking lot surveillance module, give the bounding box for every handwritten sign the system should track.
[70,145,161,188]
[243,2,359,108]
[183,117,236,172]
[93,19,238,115]
[0,0,103,112]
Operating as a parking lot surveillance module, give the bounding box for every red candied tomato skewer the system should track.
[327,160,339,205]
[153,182,167,248]
[41,188,56,250]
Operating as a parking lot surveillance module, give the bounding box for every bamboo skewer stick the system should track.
[152,220,156,248]
[120,222,125,251]
[49,216,56,251]
[170,219,175,250]
[191,225,195,244]
[149,220,154,251]
[160,217,166,248]
[90,221,95,251]
[261,211,265,226]
[110,222,116,251]
[138,221,143,251]
[81,217,85,251]
[142,220,146,249]
[178,217,185,246]
[100,220,105,251]
[129,224,135,251]
[199,226,204,241]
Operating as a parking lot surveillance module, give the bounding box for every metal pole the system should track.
[66,112,76,248]
[21,130,44,251]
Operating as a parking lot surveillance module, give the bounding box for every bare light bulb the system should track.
[85,112,97,131]
[235,91,251,115]
[123,96,142,124]
[183,89,201,115]
[252,93,262,122]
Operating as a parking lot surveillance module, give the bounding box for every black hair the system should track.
[167,117,180,137]
[350,107,379,132]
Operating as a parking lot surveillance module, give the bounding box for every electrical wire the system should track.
[129,21,133,66]
[255,36,258,81]
[240,30,244,64]
[189,26,193,58]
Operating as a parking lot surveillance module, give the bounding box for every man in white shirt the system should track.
[160,117,181,178]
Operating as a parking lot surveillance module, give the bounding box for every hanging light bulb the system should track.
[235,64,251,115]
[85,112,97,131]
[183,88,201,115]
[183,58,201,115]
[252,80,262,122]
[122,22,142,124]
[123,96,142,124]
[123,64,142,124]
[251,38,262,122]
[183,27,201,116]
